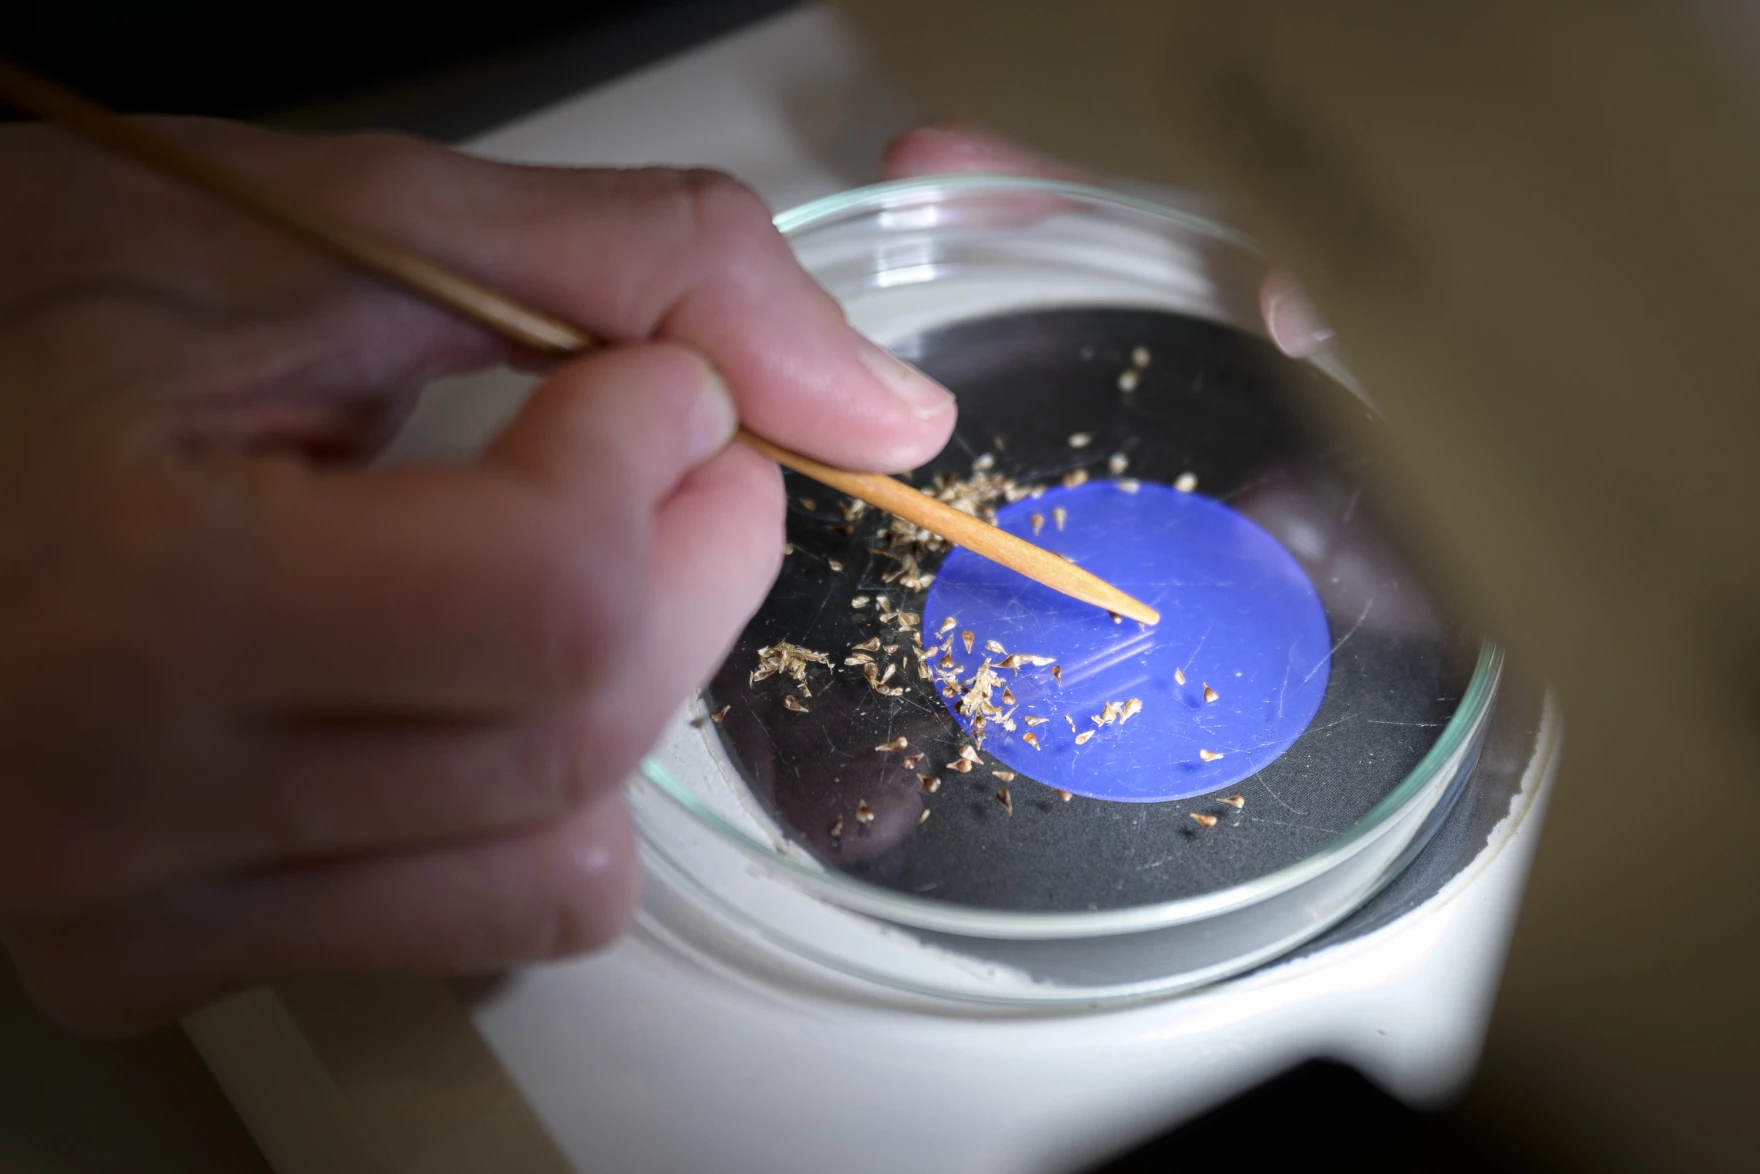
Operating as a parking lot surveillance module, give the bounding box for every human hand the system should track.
[0,119,955,1032]
[881,123,1335,358]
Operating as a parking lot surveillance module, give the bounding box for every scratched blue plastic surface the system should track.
[923,481,1332,801]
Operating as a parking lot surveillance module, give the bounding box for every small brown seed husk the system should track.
[1120,698,1143,723]
[829,815,844,837]
[1109,611,1122,624]
[844,653,875,666]
[1199,748,1224,763]
[1117,369,1139,392]
[884,643,899,655]
[851,595,870,609]
[1219,795,1246,809]
[961,630,975,654]
[1023,732,1041,750]
[856,636,882,652]
[996,787,1014,814]
[856,800,874,824]
[1055,788,1073,802]
[946,759,973,773]
[1131,345,1151,368]
[985,639,1007,654]
[783,543,794,555]
[1062,468,1090,489]
[1025,716,1048,727]
[800,497,817,510]
[1051,665,1063,685]
[711,705,731,723]
[1175,471,1198,493]
[1190,813,1218,829]
[972,452,996,472]
[1065,714,1077,731]
[1203,684,1220,703]
[902,753,925,769]
[1031,512,1045,536]
[875,736,908,752]
[1068,432,1093,449]
[783,695,809,712]
[938,615,958,636]
[1053,506,1068,531]
[1118,478,1140,494]
[1074,730,1095,745]
[1001,686,1017,707]
[919,809,931,824]
[1108,453,1129,475]
[919,774,941,793]
[1174,668,1187,686]
[994,770,1016,782]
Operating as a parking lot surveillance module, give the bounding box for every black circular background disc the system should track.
[702,308,1478,913]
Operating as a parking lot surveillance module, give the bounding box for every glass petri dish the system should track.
[633,176,1499,1004]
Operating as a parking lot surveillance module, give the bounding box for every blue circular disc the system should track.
[923,481,1332,801]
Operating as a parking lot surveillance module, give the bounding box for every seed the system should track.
[783,543,794,555]
[829,815,844,837]
[1110,611,1122,623]
[875,736,908,752]
[1109,453,1129,475]
[1190,813,1218,829]
[1025,716,1048,726]
[919,809,931,824]
[1075,730,1095,745]
[1051,665,1063,685]
[783,695,809,712]
[1131,345,1152,368]
[939,652,956,669]
[962,630,975,654]
[844,653,873,666]
[856,800,875,824]
[878,663,896,684]
[1219,795,1246,809]
[1065,714,1077,731]
[1117,369,1139,392]
[996,787,1014,814]
[1203,684,1220,703]
[1175,471,1198,493]
[958,744,981,763]
[903,753,925,769]
[856,637,882,652]
[938,616,958,636]
[1120,698,1143,723]
[919,774,941,793]
[1031,512,1045,535]
[1068,432,1093,449]
[828,559,843,571]
[1023,732,1041,750]
[994,770,1016,782]
[863,663,879,684]
[1055,789,1073,802]
[1199,748,1224,763]
[1118,478,1140,494]
[1001,686,1017,706]
[852,595,870,609]
[946,759,973,773]
[985,639,1007,654]
[973,452,996,471]
[884,643,899,654]
[1174,668,1186,686]
[800,497,817,510]
[711,705,731,724]
[1062,468,1090,489]
[1053,506,1068,531]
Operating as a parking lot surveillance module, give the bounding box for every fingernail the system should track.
[1262,270,1335,358]
[685,363,738,465]
[852,331,955,420]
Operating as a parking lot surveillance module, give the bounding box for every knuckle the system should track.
[532,532,644,698]
[676,168,778,256]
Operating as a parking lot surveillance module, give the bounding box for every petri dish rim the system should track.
[637,174,1502,941]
